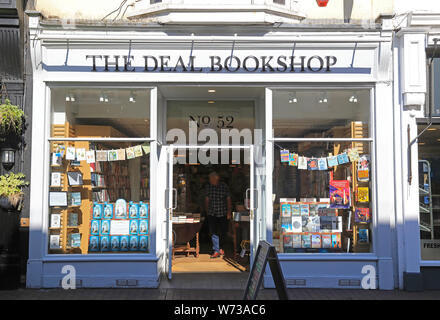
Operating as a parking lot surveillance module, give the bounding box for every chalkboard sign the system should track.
[243,240,288,300]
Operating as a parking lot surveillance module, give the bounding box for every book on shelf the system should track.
[67,171,83,186]
[50,214,61,228]
[68,192,82,206]
[68,212,79,227]
[69,233,81,248]
[49,235,61,249]
[51,172,62,187]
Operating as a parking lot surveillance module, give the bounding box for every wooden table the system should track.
[172,222,202,259]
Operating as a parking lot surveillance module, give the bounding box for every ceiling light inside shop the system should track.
[349,95,358,103]
[208,101,215,104]
[318,93,328,104]
[65,94,76,102]
[288,93,298,104]
[129,94,136,103]
[208,89,216,93]
[427,128,437,131]
[99,94,109,103]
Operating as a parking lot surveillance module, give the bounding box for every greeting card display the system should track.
[89,236,99,252]
[139,202,149,219]
[280,150,289,163]
[329,180,351,209]
[129,219,139,235]
[337,153,350,165]
[114,199,128,219]
[86,150,95,164]
[108,150,118,162]
[307,158,318,171]
[51,172,62,187]
[129,236,139,251]
[139,220,149,235]
[120,235,129,251]
[96,150,108,162]
[139,236,149,251]
[100,236,110,252]
[93,203,103,219]
[100,219,110,235]
[103,203,114,219]
[327,156,338,167]
[66,147,76,160]
[348,148,360,162]
[298,156,307,170]
[76,148,86,161]
[289,153,298,167]
[129,202,139,219]
[110,236,120,251]
[90,220,100,236]
[318,158,328,170]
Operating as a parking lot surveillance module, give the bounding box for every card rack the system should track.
[49,123,91,254]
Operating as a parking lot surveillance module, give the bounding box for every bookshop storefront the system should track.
[26,18,396,289]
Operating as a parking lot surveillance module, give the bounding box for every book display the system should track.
[48,123,151,254]
[273,122,372,253]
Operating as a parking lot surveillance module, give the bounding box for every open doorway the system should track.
[171,149,251,273]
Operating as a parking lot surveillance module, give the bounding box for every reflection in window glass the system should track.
[51,88,150,138]
[272,140,373,254]
[272,89,370,138]
[48,141,150,254]
[418,124,440,260]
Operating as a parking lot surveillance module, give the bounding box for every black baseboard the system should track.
[403,272,423,291]
[421,267,440,290]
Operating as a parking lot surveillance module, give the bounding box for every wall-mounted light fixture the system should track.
[1,148,15,171]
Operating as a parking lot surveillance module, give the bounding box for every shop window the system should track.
[48,88,152,254]
[51,88,150,138]
[273,90,370,138]
[418,124,440,260]
[272,89,373,254]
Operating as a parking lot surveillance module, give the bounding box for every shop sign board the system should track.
[243,240,288,300]
[421,240,440,260]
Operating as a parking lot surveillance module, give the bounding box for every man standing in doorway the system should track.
[205,172,232,259]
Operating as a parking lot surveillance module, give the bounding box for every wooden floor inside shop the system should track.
[172,253,249,273]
